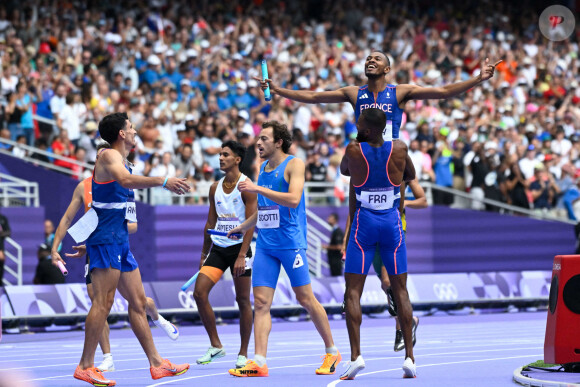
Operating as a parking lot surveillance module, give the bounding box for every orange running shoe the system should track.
[228,360,268,377]
[73,366,116,386]
[315,351,342,375]
[150,359,190,380]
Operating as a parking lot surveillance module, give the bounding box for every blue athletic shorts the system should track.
[345,208,407,276]
[252,248,311,288]
[86,242,139,273]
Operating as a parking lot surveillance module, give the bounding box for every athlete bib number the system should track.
[358,187,396,210]
[257,206,280,229]
[216,217,240,233]
[125,201,137,223]
[383,120,393,141]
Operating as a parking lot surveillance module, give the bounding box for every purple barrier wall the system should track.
[0,207,45,284]
[1,270,552,319]
[0,154,78,226]
[0,152,574,282]
[153,206,207,281]
[308,206,575,273]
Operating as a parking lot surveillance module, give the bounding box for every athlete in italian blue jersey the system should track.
[227,121,341,378]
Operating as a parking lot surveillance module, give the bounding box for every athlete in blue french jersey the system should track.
[227,121,341,378]
[256,52,501,141]
[340,108,417,379]
[51,113,191,386]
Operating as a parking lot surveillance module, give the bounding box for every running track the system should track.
[0,311,548,386]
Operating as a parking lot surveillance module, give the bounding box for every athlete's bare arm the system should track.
[238,158,306,208]
[255,77,358,105]
[97,149,190,194]
[200,182,219,269]
[51,182,84,267]
[344,180,357,254]
[389,141,415,184]
[238,190,257,256]
[234,190,257,277]
[396,58,502,103]
[405,179,427,209]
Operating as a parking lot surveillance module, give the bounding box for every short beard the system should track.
[356,132,369,142]
[365,71,384,80]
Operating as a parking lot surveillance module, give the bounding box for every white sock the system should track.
[254,354,267,367]
[103,353,112,359]
[326,346,338,355]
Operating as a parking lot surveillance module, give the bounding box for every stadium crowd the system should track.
[0,0,579,217]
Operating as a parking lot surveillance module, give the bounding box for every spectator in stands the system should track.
[148,152,176,205]
[196,163,216,204]
[77,121,100,164]
[237,132,257,181]
[519,145,539,180]
[306,152,329,204]
[15,80,35,146]
[57,93,84,147]
[51,129,75,171]
[44,219,59,251]
[323,213,344,277]
[34,243,65,285]
[49,84,67,128]
[0,210,11,285]
[11,134,27,158]
[200,121,222,179]
[432,127,454,205]
[419,140,435,182]
[5,91,23,141]
[530,164,561,214]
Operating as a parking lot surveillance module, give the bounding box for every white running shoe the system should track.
[196,346,226,365]
[339,355,365,380]
[153,315,179,341]
[402,357,416,378]
[235,355,248,369]
[96,354,115,372]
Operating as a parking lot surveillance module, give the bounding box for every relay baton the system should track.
[261,60,271,101]
[57,261,68,276]
[207,229,243,238]
[181,271,199,292]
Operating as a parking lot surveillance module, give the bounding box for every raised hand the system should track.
[479,58,503,82]
[252,76,276,94]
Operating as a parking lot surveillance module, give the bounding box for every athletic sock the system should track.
[254,355,267,367]
[326,346,338,356]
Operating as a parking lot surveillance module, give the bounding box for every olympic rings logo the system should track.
[178,290,197,309]
[432,283,458,300]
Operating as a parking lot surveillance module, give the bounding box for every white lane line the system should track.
[1,339,543,367]
[326,353,542,387]
[144,349,544,387]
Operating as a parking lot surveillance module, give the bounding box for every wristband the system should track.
[162,176,169,190]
